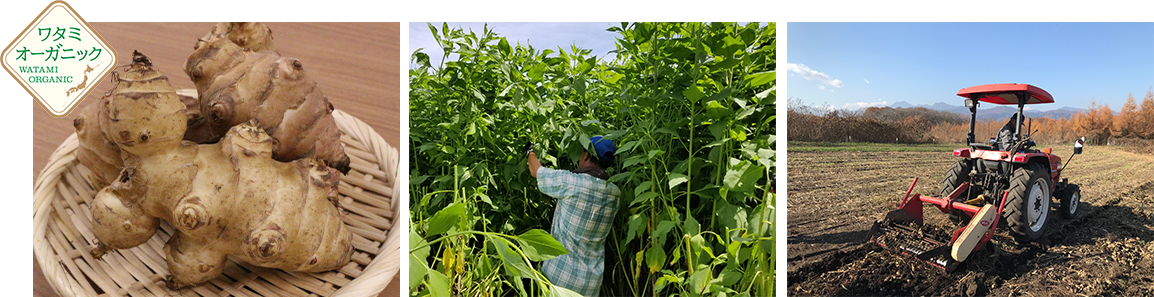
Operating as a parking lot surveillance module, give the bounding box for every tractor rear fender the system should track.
[1012,153,1059,191]
[1047,153,1064,181]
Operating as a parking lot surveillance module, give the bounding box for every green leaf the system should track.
[604,72,625,84]
[683,85,706,103]
[684,215,700,236]
[705,100,732,120]
[622,155,646,169]
[719,35,745,57]
[688,268,712,295]
[755,88,774,101]
[472,89,486,103]
[475,191,494,207]
[715,200,748,231]
[409,255,427,288]
[634,181,653,197]
[646,246,667,273]
[709,122,727,139]
[701,139,728,149]
[653,220,678,240]
[609,172,633,183]
[715,266,743,287]
[627,213,649,244]
[690,234,714,258]
[668,173,689,189]
[757,148,775,168]
[723,159,765,193]
[498,37,511,55]
[497,84,515,97]
[631,191,659,206]
[409,227,430,288]
[729,128,747,142]
[517,229,568,261]
[749,202,774,238]
[704,87,733,103]
[413,51,430,68]
[572,77,587,95]
[492,238,534,278]
[528,63,546,81]
[746,71,775,88]
[426,203,465,236]
[426,269,450,297]
[617,140,640,154]
[549,285,584,297]
[712,56,741,69]
[734,106,758,121]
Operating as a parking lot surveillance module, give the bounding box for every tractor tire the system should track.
[941,159,975,224]
[1059,184,1081,218]
[1003,163,1052,242]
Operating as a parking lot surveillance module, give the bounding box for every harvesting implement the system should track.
[868,83,1085,271]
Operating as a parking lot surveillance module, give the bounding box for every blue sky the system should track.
[788,23,1154,111]
[409,22,621,69]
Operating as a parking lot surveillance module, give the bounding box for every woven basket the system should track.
[33,110,401,297]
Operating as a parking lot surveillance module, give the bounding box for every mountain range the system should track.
[889,101,1084,120]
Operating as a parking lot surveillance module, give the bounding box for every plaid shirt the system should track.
[537,167,621,297]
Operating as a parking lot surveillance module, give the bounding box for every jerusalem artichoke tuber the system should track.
[76,22,351,187]
[184,22,351,174]
[87,52,353,289]
[74,98,121,189]
[197,22,277,54]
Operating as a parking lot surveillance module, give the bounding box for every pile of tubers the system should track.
[73,23,356,289]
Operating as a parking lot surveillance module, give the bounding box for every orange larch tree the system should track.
[1114,93,1139,138]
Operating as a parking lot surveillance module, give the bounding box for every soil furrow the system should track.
[789,145,1154,296]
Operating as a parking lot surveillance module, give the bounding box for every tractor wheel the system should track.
[1059,184,1081,218]
[941,159,975,224]
[1004,163,1052,242]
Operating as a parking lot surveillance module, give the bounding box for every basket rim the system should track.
[33,109,401,297]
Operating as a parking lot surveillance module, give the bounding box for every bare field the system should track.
[788,144,1154,296]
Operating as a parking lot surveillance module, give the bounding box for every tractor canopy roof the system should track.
[956,83,1054,105]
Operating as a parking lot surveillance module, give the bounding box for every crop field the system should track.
[787,143,1154,296]
[410,23,774,297]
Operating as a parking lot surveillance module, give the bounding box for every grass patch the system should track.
[789,141,962,152]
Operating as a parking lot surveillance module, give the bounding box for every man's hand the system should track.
[528,151,541,178]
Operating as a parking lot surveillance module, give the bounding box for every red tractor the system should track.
[868,83,1084,271]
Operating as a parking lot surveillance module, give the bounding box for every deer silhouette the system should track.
[66,64,97,96]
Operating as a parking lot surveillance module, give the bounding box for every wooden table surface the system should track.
[32,23,401,297]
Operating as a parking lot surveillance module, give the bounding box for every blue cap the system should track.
[590,135,616,164]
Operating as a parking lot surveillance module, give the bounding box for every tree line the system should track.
[789,89,1154,146]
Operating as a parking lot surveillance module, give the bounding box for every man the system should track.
[996,113,1023,150]
[527,136,621,296]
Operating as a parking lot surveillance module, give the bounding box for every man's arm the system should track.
[528,151,541,178]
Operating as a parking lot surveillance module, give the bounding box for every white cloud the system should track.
[864,79,870,84]
[818,85,825,90]
[787,63,844,88]
[841,100,888,110]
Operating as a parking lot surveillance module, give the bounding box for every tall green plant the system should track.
[410,22,775,297]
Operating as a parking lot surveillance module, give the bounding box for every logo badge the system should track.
[2,1,115,117]
[980,220,990,227]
